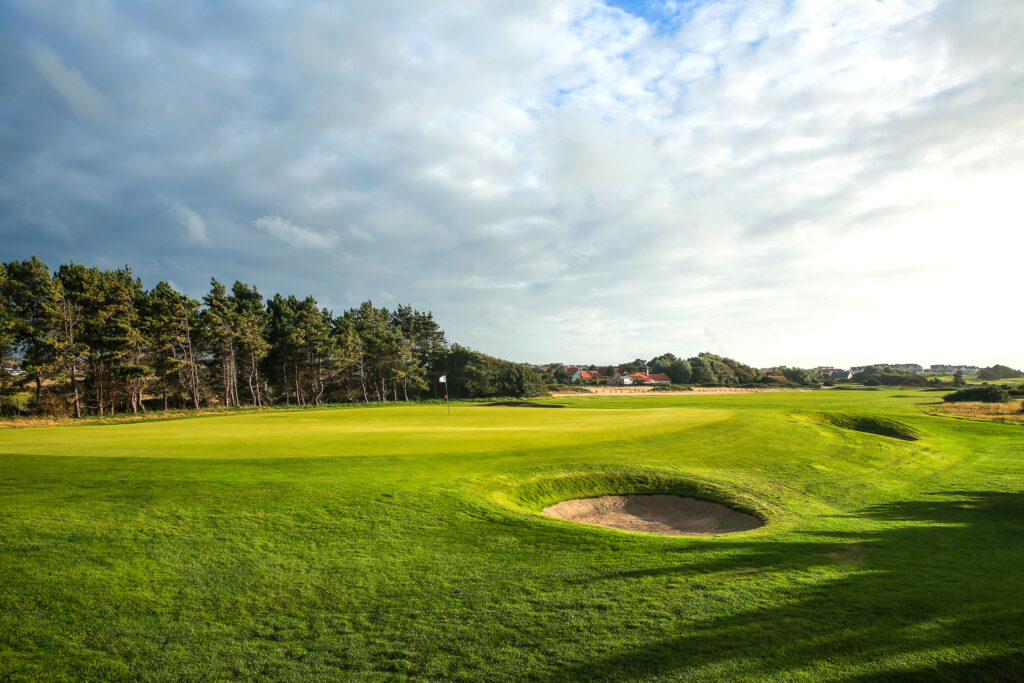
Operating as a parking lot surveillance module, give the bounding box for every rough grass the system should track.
[936,401,1024,422]
[1,388,1023,680]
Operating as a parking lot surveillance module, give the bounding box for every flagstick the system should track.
[441,374,451,416]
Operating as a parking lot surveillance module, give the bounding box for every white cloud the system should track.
[348,224,375,243]
[253,215,338,250]
[28,43,113,125]
[169,203,209,245]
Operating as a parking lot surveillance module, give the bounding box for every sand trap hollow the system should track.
[543,494,763,536]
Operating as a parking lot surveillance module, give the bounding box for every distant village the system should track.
[534,362,982,385]
[810,364,980,381]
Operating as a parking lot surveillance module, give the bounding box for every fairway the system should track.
[1,389,1023,680]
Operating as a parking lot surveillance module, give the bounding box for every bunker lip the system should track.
[543,494,763,536]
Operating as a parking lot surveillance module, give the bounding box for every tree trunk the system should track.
[247,354,258,407]
[71,364,81,418]
[294,362,303,405]
[358,355,369,403]
[254,362,262,407]
[283,362,289,405]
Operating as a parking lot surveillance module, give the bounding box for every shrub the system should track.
[943,386,1012,403]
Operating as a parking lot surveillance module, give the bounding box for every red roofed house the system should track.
[646,373,671,384]
[571,369,603,384]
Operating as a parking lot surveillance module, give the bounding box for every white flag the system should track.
[439,375,447,383]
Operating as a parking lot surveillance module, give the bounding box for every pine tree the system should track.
[201,279,239,407]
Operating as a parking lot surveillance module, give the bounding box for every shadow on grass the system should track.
[486,401,567,408]
[544,490,1024,681]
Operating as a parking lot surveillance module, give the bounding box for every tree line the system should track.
[0,257,543,417]
[537,352,818,386]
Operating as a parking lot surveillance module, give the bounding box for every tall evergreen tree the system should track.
[4,257,58,404]
[201,279,240,407]
[229,281,269,406]
[143,281,202,410]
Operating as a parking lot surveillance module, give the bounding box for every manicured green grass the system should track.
[1,389,1022,680]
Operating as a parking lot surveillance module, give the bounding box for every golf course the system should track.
[1,388,1022,681]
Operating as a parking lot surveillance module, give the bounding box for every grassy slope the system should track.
[0,390,1022,681]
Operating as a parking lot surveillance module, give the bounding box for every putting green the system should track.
[0,405,731,459]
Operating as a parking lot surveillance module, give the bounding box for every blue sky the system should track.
[1,0,1022,368]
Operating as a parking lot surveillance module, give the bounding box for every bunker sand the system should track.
[543,494,763,536]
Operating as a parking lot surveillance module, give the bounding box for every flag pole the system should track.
[441,374,450,415]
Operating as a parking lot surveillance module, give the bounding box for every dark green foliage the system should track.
[977,364,1024,381]
[853,366,927,386]
[776,366,818,385]
[618,358,648,374]
[649,353,692,383]
[443,344,545,398]
[943,386,1012,403]
[1,256,539,416]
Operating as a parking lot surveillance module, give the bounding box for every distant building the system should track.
[891,364,924,374]
[830,369,853,380]
[814,366,835,376]
[607,371,632,386]
[646,373,671,384]
[928,365,979,375]
[571,370,603,384]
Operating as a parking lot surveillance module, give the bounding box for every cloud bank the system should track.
[1,0,1022,367]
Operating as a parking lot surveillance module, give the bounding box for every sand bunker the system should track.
[543,494,763,536]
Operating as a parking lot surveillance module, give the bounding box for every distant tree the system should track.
[229,281,269,406]
[546,363,569,384]
[944,386,1011,403]
[781,366,818,386]
[0,255,536,415]
[201,279,239,407]
[649,353,692,383]
[4,257,58,404]
[853,365,927,387]
[619,358,647,374]
[952,369,965,386]
[688,355,718,384]
[978,365,1023,381]
[142,281,201,410]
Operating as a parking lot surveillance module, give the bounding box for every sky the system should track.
[1,0,1022,369]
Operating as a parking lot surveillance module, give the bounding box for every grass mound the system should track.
[797,411,919,441]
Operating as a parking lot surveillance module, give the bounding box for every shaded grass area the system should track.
[1,388,1023,680]
[795,410,920,440]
